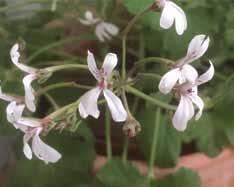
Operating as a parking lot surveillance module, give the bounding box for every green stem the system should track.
[47,100,79,120]
[0,0,49,13]
[135,57,174,67]
[105,106,112,160]
[124,86,176,110]
[138,73,161,80]
[45,64,88,73]
[121,91,131,164]
[37,82,92,96]
[122,35,127,79]
[147,108,161,180]
[121,4,152,79]
[44,93,59,109]
[26,35,95,64]
[122,136,129,164]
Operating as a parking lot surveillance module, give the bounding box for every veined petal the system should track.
[23,133,33,160]
[23,74,37,112]
[18,117,42,128]
[181,64,198,83]
[6,101,25,123]
[185,96,195,120]
[78,87,102,119]
[197,61,214,85]
[168,1,187,35]
[190,94,204,120]
[87,50,101,81]
[159,68,180,94]
[10,44,37,74]
[32,135,61,163]
[103,89,127,122]
[160,2,174,29]
[102,22,119,36]
[186,35,210,64]
[172,96,190,131]
[102,53,118,77]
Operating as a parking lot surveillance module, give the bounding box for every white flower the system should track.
[172,61,214,131]
[10,43,38,112]
[79,11,119,42]
[78,51,127,122]
[159,35,210,94]
[158,0,187,35]
[6,102,61,163]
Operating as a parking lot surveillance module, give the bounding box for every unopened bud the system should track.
[122,117,141,138]
[151,0,165,11]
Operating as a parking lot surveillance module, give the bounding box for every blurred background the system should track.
[0,0,234,186]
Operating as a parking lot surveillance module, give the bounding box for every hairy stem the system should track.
[121,4,152,79]
[37,82,91,96]
[105,107,112,160]
[147,108,161,181]
[45,64,88,73]
[27,35,95,64]
[124,86,176,110]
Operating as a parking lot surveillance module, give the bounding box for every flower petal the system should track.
[181,64,198,83]
[23,74,37,112]
[185,35,210,64]
[172,96,191,131]
[103,89,127,122]
[160,2,174,29]
[102,53,118,77]
[10,43,37,73]
[32,134,61,163]
[18,117,42,128]
[87,50,101,81]
[79,11,100,25]
[186,97,195,120]
[95,23,111,42]
[197,61,214,85]
[6,101,25,124]
[168,1,187,35]
[23,133,33,160]
[78,87,102,119]
[158,68,180,94]
[102,22,119,36]
[190,94,204,120]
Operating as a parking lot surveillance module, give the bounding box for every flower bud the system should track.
[122,117,141,138]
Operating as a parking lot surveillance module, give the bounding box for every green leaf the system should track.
[158,168,201,187]
[96,159,146,187]
[136,108,181,167]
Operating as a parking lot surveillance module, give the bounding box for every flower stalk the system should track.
[121,3,153,79]
[37,82,92,96]
[124,85,176,110]
[105,106,112,160]
[147,108,161,180]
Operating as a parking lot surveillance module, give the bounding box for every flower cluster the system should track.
[0,43,61,163]
[7,102,61,163]
[159,35,214,131]
[0,0,216,164]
